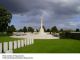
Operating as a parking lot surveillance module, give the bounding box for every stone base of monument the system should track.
[33,33,59,39]
[10,32,59,39]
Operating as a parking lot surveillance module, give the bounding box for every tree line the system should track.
[8,25,80,33]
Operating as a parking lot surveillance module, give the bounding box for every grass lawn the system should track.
[0,36,22,43]
[14,39,80,53]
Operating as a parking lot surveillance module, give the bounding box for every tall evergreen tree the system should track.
[7,25,16,35]
[23,26,27,33]
[51,26,58,33]
[43,26,46,32]
[28,27,34,33]
[60,28,64,32]
[76,28,79,32]
[46,28,51,32]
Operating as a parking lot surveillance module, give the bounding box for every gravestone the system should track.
[32,38,34,44]
[30,36,34,45]
[29,38,32,45]
[24,39,27,46]
[31,38,34,44]
[18,40,21,48]
[14,41,17,49]
[26,38,30,45]
[5,50,13,53]
[29,37,34,45]
[9,41,13,50]
[3,42,8,52]
[32,36,34,44]
[0,43,2,53]
[21,40,24,47]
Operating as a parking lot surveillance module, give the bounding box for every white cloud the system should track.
[68,22,80,26]
[77,6,80,12]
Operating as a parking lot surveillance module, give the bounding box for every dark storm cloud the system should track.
[1,0,80,16]
[0,0,29,13]
[1,0,80,29]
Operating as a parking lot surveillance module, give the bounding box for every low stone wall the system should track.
[0,37,34,53]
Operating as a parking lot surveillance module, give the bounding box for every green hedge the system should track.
[0,32,13,36]
[60,32,80,40]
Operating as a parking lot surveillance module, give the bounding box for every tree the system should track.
[43,26,46,32]
[46,28,50,32]
[28,27,34,33]
[10,25,16,32]
[76,28,79,32]
[23,26,27,33]
[7,25,16,35]
[0,6,12,32]
[51,26,58,33]
[60,28,64,32]
[18,29,23,32]
[36,29,39,32]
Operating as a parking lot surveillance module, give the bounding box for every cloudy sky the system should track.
[0,0,80,30]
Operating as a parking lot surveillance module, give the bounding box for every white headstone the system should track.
[14,41,17,49]
[21,40,24,47]
[24,39,27,46]
[31,38,34,44]
[18,40,21,48]
[9,41,13,50]
[29,36,34,45]
[32,39,34,44]
[3,42,8,52]
[0,43,2,53]
[5,50,13,53]
[29,38,32,45]
[26,38,30,45]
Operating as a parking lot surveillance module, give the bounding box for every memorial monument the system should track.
[11,16,59,39]
[33,16,59,39]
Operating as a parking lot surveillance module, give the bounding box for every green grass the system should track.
[1,36,80,53]
[14,39,80,53]
[0,36,22,43]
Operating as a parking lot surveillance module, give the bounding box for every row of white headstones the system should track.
[0,37,34,53]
